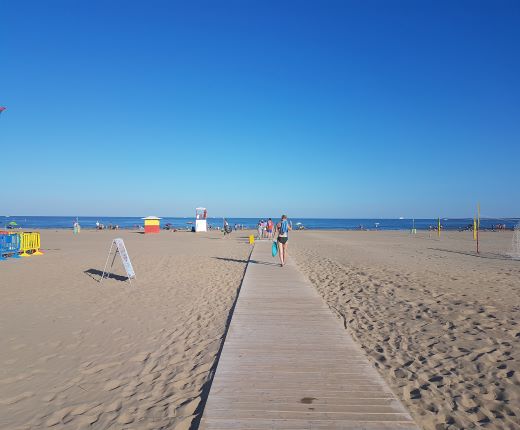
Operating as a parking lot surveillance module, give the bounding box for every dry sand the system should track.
[2,228,519,430]
[0,229,251,429]
[291,230,520,430]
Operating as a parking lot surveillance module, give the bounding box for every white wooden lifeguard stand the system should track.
[195,207,207,232]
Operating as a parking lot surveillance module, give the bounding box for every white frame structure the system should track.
[195,207,207,232]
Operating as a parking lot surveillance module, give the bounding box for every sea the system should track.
[2,216,519,231]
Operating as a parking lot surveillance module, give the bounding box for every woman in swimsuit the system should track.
[276,215,292,267]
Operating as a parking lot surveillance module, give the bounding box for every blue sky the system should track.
[1,0,519,217]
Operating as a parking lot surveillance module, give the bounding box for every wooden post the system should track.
[476,203,480,254]
[438,217,441,237]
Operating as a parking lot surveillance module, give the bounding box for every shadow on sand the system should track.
[212,257,280,267]
[202,235,253,244]
[84,268,129,282]
[427,248,514,261]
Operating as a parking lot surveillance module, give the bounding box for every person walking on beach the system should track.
[276,215,292,267]
[266,218,274,239]
[257,220,263,240]
[223,218,231,236]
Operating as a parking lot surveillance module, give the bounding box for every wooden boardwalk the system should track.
[199,241,419,430]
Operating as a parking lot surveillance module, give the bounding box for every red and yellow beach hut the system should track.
[142,216,161,234]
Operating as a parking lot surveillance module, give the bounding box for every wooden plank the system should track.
[201,419,419,430]
[205,410,414,421]
[199,241,419,430]
[206,388,397,398]
[204,403,405,414]
[205,397,400,406]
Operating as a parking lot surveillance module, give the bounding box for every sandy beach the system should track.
[291,230,520,430]
[1,228,519,429]
[3,1,518,428]
[0,230,251,429]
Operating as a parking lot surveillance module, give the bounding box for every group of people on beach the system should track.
[257,219,275,240]
[95,221,119,230]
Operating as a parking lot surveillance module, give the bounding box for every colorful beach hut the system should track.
[142,216,161,234]
[195,207,207,232]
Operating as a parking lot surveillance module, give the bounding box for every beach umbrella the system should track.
[8,221,17,226]
[296,222,302,225]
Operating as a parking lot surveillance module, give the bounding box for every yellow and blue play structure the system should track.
[20,232,43,257]
[0,231,43,260]
[0,232,21,260]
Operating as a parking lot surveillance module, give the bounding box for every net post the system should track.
[476,203,480,254]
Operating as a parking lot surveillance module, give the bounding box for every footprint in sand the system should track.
[130,352,150,363]
[177,398,200,417]
[74,413,101,429]
[121,384,140,398]
[0,373,33,384]
[0,391,34,405]
[141,372,161,383]
[44,406,73,427]
[41,392,61,402]
[116,412,135,424]
[173,416,194,430]
[105,399,122,412]
[70,402,102,416]
[12,343,27,351]
[81,361,121,375]
[103,379,125,391]
[38,353,59,363]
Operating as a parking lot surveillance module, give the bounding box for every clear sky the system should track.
[1,0,519,218]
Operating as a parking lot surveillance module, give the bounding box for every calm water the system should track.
[2,216,519,231]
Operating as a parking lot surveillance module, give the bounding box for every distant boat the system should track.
[399,217,404,220]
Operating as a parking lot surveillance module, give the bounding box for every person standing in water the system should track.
[276,215,292,267]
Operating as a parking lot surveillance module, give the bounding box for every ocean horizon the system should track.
[2,216,519,231]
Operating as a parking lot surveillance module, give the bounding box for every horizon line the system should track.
[4,215,520,220]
